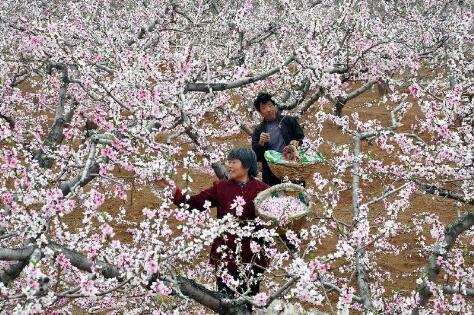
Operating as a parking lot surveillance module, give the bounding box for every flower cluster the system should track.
[259,196,307,222]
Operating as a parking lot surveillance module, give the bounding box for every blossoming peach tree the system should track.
[0,0,473,314]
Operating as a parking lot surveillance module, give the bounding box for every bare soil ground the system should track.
[10,81,472,314]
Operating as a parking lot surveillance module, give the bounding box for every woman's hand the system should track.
[154,178,176,194]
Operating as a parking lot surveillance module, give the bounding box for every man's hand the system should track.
[289,140,299,147]
[259,132,270,146]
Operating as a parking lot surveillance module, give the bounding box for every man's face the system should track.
[258,100,277,121]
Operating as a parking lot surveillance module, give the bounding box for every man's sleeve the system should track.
[252,126,266,162]
[290,117,305,145]
[173,181,218,211]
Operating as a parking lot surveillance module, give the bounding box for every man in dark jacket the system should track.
[251,92,305,186]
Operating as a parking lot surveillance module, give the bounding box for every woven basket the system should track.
[268,161,324,182]
[254,183,311,235]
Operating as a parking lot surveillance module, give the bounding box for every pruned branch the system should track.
[263,276,298,308]
[59,134,114,196]
[177,276,251,314]
[327,79,379,116]
[0,247,34,261]
[0,244,123,281]
[127,18,160,46]
[0,243,252,314]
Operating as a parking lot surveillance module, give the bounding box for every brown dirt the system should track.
[9,80,472,314]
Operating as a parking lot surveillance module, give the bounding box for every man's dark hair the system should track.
[227,147,257,178]
[253,92,275,112]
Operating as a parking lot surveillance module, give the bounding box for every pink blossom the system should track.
[100,224,115,238]
[63,128,74,141]
[138,88,148,102]
[175,209,188,221]
[55,254,72,270]
[29,35,41,47]
[250,241,260,254]
[1,193,13,205]
[452,294,465,306]
[101,146,116,160]
[79,276,99,296]
[313,172,328,190]
[114,184,127,200]
[151,281,172,296]
[408,83,421,97]
[89,189,105,209]
[254,292,268,306]
[146,260,159,274]
[221,271,239,290]
[230,195,246,216]
[436,256,444,266]
[143,208,157,219]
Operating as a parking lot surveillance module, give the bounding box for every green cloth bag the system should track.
[264,149,324,165]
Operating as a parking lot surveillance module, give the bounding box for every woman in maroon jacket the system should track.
[156,147,269,302]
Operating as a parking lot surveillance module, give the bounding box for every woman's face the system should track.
[226,159,249,180]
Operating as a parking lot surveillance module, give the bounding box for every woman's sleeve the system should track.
[172,181,219,211]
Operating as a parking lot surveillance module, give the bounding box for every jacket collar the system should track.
[230,177,254,187]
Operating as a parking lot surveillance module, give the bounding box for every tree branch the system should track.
[0,113,15,129]
[278,78,311,111]
[412,208,474,314]
[341,79,378,103]
[363,183,410,207]
[184,127,228,180]
[0,260,29,286]
[351,135,375,311]
[297,87,324,116]
[0,247,34,261]
[442,285,474,296]
[34,63,74,168]
[177,276,251,314]
[185,56,295,93]
[415,181,474,205]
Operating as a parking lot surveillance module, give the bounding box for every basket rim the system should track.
[270,162,313,168]
[255,182,307,200]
